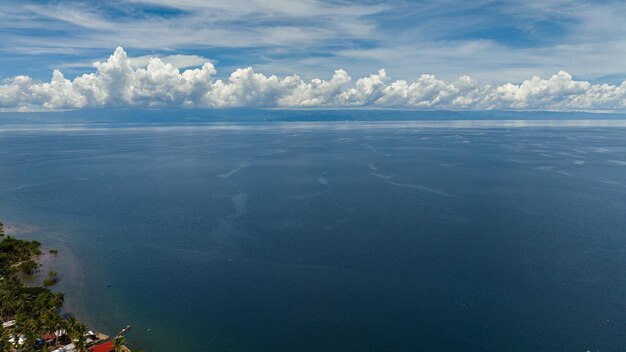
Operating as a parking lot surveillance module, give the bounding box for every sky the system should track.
[1,0,626,111]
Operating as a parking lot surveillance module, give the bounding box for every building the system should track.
[88,341,115,352]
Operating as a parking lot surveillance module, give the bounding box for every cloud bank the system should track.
[2,47,626,111]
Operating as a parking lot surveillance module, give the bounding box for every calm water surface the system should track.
[0,120,625,351]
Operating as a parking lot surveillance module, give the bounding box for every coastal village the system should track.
[0,221,135,352]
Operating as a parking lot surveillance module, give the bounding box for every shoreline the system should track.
[5,221,68,289]
[1,220,135,352]
[15,251,57,286]
[4,221,90,319]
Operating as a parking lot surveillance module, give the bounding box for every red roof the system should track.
[89,341,115,352]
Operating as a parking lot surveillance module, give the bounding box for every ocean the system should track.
[1,119,625,351]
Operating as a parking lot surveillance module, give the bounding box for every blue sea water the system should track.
[1,120,625,351]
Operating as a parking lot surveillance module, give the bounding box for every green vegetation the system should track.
[43,271,58,287]
[0,236,41,277]
[0,326,12,352]
[66,316,88,352]
[113,336,126,352]
[18,260,39,276]
[0,222,136,351]
[0,233,88,351]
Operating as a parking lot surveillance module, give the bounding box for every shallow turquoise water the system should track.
[1,120,625,351]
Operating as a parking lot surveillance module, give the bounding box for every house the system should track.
[52,343,75,352]
[89,341,115,352]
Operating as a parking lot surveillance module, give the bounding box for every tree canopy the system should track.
[0,234,88,352]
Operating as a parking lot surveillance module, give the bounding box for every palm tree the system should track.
[113,336,126,352]
[65,316,79,336]
[65,316,88,352]
[14,311,33,351]
[72,322,88,352]
[0,326,12,352]
[0,278,22,320]
[50,314,67,348]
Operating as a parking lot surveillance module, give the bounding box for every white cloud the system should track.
[4,1,626,83]
[57,54,213,71]
[0,1,385,51]
[128,54,213,69]
[2,47,626,111]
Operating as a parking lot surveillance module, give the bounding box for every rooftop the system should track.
[88,341,114,352]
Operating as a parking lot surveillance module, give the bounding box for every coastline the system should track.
[15,251,57,286]
[3,221,90,321]
[1,219,133,351]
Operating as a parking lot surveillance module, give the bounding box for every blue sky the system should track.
[1,0,626,111]
[2,0,626,82]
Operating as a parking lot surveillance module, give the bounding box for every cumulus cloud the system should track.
[128,54,213,69]
[2,47,626,111]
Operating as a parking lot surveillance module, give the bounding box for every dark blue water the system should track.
[1,121,625,351]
